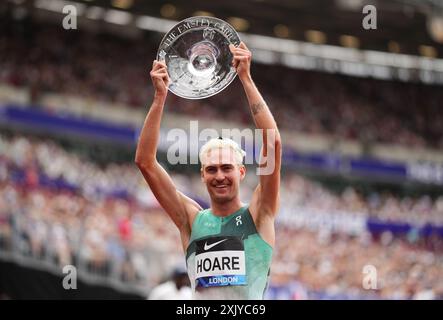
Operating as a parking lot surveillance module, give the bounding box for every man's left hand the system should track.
[229,42,252,80]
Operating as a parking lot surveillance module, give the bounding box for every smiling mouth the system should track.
[214,185,229,189]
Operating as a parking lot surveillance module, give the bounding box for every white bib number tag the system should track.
[195,236,247,287]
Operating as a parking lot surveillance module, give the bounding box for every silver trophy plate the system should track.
[157,16,241,99]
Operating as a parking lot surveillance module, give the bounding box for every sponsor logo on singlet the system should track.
[195,236,247,288]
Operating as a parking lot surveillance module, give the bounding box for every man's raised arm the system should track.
[230,43,282,218]
[135,60,201,239]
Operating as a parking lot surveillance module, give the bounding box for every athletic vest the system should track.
[186,205,273,300]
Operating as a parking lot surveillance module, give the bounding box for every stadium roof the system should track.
[6,0,443,83]
[58,0,443,57]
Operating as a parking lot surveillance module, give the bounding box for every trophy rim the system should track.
[156,15,241,100]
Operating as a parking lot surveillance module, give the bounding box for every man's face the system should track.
[201,147,245,204]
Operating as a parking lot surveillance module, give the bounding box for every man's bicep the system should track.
[256,138,281,215]
[138,162,199,229]
[253,177,280,217]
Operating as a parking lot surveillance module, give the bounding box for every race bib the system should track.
[195,236,247,288]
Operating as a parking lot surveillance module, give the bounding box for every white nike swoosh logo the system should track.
[204,239,228,251]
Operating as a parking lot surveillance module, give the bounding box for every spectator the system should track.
[148,266,192,300]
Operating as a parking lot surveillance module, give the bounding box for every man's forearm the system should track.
[240,76,279,132]
[240,75,281,170]
[134,93,166,167]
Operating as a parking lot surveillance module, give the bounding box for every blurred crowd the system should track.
[272,227,443,299]
[0,18,442,149]
[280,174,443,226]
[0,182,182,286]
[0,133,442,299]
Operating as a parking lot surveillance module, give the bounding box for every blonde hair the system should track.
[199,137,246,166]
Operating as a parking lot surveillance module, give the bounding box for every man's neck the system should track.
[211,199,243,217]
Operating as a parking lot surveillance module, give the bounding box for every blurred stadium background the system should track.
[0,0,442,300]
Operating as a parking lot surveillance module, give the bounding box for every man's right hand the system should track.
[150,60,170,97]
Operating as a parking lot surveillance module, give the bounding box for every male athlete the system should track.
[135,42,281,299]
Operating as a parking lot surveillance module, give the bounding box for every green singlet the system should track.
[186,205,273,300]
